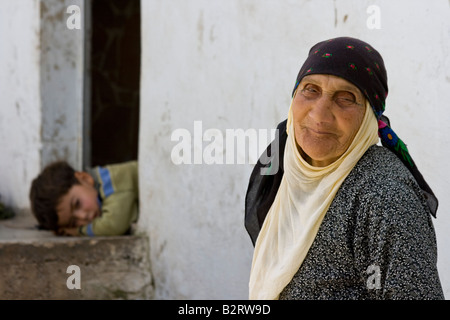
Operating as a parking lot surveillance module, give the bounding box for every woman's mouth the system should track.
[307,127,334,135]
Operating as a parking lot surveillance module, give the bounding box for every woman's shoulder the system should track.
[345,145,425,202]
[347,145,430,214]
[355,145,414,184]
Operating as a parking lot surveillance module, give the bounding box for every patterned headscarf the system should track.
[292,37,438,217]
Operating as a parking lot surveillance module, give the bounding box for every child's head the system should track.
[29,161,101,232]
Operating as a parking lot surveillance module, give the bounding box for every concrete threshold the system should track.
[0,211,154,300]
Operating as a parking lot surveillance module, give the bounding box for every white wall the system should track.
[139,0,450,299]
[0,0,85,212]
[0,0,42,210]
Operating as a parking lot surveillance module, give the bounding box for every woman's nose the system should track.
[308,96,334,123]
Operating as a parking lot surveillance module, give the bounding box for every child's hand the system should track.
[56,227,80,237]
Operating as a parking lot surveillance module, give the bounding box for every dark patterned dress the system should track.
[246,140,444,299]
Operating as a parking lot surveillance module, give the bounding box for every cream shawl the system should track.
[248,99,379,300]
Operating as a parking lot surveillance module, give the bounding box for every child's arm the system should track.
[79,190,138,236]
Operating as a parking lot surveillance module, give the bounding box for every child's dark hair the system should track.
[29,161,79,231]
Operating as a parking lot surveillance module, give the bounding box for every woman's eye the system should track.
[335,92,357,106]
[301,85,320,98]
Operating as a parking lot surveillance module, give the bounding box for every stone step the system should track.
[0,212,154,300]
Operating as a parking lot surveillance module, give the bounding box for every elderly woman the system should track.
[245,37,444,300]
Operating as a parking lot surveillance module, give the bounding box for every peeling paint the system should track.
[197,10,204,51]
[334,0,337,27]
[209,25,216,43]
[39,0,84,169]
[343,14,348,23]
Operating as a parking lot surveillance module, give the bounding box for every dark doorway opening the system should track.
[89,0,141,166]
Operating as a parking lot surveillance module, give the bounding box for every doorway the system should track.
[88,0,141,167]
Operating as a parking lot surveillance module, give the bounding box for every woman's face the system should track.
[292,74,366,167]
